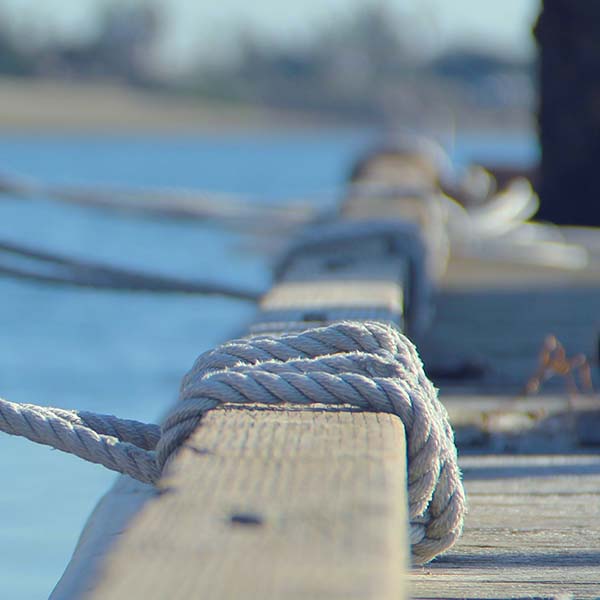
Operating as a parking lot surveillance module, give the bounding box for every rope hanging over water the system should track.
[0,171,316,230]
[0,166,590,269]
[0,239,262,300]
[0,320,465,564]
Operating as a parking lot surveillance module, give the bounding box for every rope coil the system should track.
[0,320,465,563]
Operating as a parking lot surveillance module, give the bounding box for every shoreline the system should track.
[0,76,533,136]
[0,77,337,133]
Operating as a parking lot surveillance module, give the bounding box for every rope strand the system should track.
[0,398,159,483]
[0,321,466,563]
[0,239,262,300]
[0,171,316,228]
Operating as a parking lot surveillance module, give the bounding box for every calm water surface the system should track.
[0,129,536,599]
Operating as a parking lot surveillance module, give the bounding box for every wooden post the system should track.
[72,409,408,600]
[51,200,418,598]
[535,0,600,225]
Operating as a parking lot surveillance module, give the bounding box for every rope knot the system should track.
[157,320,465,563]
[0,320,464,564]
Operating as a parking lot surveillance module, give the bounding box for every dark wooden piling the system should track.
[535,0,600,226]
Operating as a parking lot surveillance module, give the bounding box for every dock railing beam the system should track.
[51,205,425,599]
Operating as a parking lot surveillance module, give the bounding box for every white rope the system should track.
[0,399,160,483]
[346,178,590,270]
[345,138,591,271]
[46,407,160,451]
[0,171,316,229]
[440,179,590,269]
[0,320,466,564]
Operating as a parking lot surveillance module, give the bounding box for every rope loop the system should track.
[0,320,465,563]
[158,320,465,563]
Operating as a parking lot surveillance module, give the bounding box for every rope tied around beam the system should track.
[0,320,465,563]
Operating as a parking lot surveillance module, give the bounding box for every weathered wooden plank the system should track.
[253,279,404,329]
[51,477,154,599]
[444,255,600,288]
[261,280,403,311]
[411,454,600,599]
[442,394,600,452]
[52,209,415,598]
[83,407,409,600]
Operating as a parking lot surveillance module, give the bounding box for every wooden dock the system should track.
[408,254,600,599]
[412,453,600,598]
[77,408,409,600]
[51,168,600,598]
[53,204,416,599]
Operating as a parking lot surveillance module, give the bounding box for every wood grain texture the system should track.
[254,275,405,333]
[52,221,413,599]
[84,407,409,600]
[412,454,600,599]
[251,239,408,335]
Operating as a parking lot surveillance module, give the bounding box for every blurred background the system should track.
[0,0,537,132]
[0,0,539,132]
[0,1,573,598]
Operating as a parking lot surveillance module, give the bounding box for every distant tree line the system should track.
[0,4,160,84]
[0,25,35,76]
[189,3,533,121]
[0,2,533,122]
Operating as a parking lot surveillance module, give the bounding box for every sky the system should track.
[1,0,540,69]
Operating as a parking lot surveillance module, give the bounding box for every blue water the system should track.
[0,129,537,599]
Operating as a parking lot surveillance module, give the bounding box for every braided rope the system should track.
[0,239,261,300]
[0,321,465,563]
[158,320,465,563]
[48,407,161,451]
[0,400,160,483]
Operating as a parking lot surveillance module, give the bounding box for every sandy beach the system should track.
[0,76,533,135]
[0,77,328,133]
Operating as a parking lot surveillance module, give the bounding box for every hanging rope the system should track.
[0,320,466,564]
[0,239,262,300]
[0,400,160,481]
[0,159,591,268]
[0,171,316,230]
